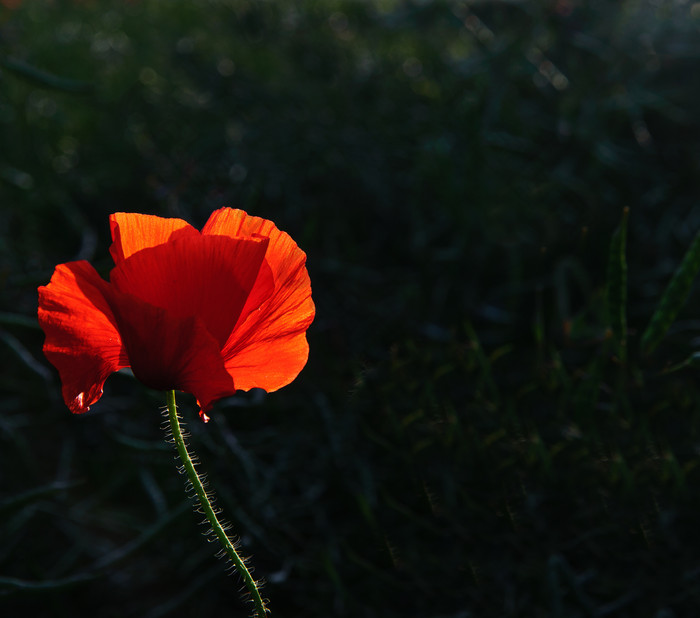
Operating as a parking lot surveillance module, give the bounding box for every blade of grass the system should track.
[0,481,82,515]
[0,55,93,93]
[464,321,499,403]
[641,227,700,355]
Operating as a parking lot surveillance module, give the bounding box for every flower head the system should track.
[38,208,314,419]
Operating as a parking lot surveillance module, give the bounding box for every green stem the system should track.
[165,390,267,617]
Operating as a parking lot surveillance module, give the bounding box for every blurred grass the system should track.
[2,0,700,616]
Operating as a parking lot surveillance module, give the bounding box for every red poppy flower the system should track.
[38,208,314,420]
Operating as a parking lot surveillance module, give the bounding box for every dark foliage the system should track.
[2,1,700,616]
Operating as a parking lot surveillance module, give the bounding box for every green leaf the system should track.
[641,228,700,355]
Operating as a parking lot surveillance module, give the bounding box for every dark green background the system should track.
[2,1,700,616]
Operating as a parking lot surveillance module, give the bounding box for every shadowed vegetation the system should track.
[2,1,700,616]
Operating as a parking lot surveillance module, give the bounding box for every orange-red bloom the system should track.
[38,208,314,419]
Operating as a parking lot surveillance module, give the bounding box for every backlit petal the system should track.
[38,262,129,413]
[109,212,199,264]
[103,287,236,411]
[110,234,272,347]
[202,207,279,238]
[203,208,315,391]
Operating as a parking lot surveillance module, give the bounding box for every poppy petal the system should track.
[109,234,272,348]
[38,262,129,413]
[109,212,199,264]
[203,208,315,391]
[103,287,236,412]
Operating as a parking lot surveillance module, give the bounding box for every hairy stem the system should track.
[165,390,267,617]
